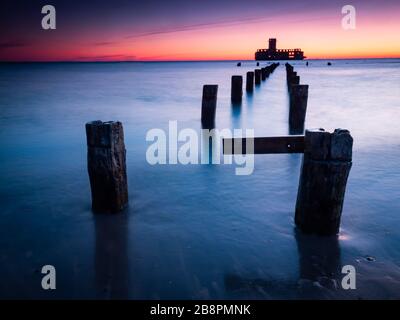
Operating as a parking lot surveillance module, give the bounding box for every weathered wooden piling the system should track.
[289,84,308,134]
[295,128,353,235]
[270,62,279,72]
[254,69,261,85]
[292,75,300,84]
[201,85,218,127]
[288,75,300,92]
[246,71,254,93]
[287,71,297,85]
[231,75,243,103]
[86,121,128,213]
[285,63,294,73]
[261,68,267,81]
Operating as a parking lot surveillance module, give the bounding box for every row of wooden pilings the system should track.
[85,62,353,236]
[202,63,279,128]
[286,63,309,134]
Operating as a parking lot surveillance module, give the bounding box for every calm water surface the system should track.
[0,60,399,299]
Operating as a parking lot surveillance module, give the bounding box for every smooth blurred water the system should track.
[0,59,399,299]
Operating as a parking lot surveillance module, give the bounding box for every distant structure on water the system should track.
[255,38,305,61]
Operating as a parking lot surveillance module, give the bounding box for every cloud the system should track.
[73,54,137,61]
[92,41,118,46]
[0,41,29,49]
[123,8,331,39]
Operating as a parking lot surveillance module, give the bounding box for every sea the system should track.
[0,59,399,299]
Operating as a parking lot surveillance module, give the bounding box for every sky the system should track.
[0,0,399,61]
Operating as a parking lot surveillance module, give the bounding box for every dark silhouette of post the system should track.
[287,71,297,85]
[261,68,266,81]
[201,85,218,127]
[231,76,243,103]
[295,230,342,295]
[95,214,129,298]
[86,121,128,213]
[288,75,300,93]
[289,84,308,134]
[295,129,353,235]
[246,71,254,93]
[254,69,261,85]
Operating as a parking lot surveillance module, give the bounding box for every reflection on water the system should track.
[200,129,219,165]
[230,102,242,129]
[224,230,342,299]
[295,230,342,298]
[94,213,129,299]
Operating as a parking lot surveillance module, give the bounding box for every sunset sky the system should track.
[1,0,399,61]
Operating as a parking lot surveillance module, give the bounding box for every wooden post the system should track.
[289,84,308,134]
[295,129,353,235]
[231,75,243,103]
[287,71,297,85]
[254,69,261,85]
[246,71,254,93]
[201,85,218,127]
[288,75,300,92]
[285,63,294,73]
[86,121,128,213]
[261,68,266,81]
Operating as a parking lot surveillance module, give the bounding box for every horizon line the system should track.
[1,57,400,63]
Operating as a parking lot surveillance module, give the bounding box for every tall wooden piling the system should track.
[201,85,218,127]
[295,128,353,235]
[86,121,128,213]
[288,75,300,92]
[287,71,297,85]
[254,69,261,85]
[231,76,243,103]
[289,84,308,134]
[285,63,294,73]
[246,71,254,93]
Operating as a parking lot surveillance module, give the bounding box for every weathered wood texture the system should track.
[295,129,353,235]
[201,85,218,127]
[86,121,128,213]
[223,136,305,154]
[231,76,243,103]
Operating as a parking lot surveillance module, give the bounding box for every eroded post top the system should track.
[305,128,353,162]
